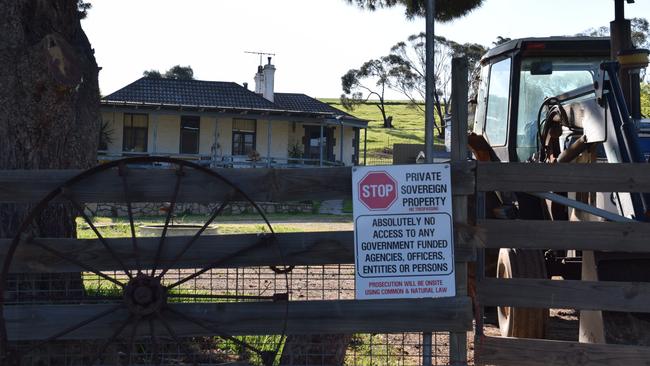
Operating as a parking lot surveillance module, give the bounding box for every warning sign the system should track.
[352,164,455,300]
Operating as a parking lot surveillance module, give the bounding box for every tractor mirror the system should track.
[531,62,553,75]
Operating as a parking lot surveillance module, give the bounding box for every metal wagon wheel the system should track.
[0,157,290,366]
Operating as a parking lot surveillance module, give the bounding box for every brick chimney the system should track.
[254,57,275,102]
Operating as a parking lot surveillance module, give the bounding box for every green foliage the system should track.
[143,65,195,80]
[165,65,195,80]
[287,142,304,159]
[345,0,484,21]
[77,0,91,19]
[143,69,162,78]
[642,83,650,117]
[344,334,402,365]
[98,120,114,150]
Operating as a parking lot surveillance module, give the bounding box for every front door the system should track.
[303,126,334,163]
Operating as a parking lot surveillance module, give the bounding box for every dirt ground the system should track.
[262,218,582,365]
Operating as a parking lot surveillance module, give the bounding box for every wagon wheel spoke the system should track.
[157,196,234,279]
[165,233,275,290]
[164,306,273,362]
[152,164,184,277]
[155,311,197,366]
[87,314,133,366]
[20,304,123,356]
[149,317,161,366]
[30,238,125,288]
[123,316,141,365]
[119,163,142,275]
[62,191,133,279]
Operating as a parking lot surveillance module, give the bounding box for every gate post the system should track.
[449,57,469,366]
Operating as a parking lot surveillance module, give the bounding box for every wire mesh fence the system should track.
[4,265,463,365]
[2,156,468,366]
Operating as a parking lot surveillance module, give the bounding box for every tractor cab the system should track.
[472,37,611,163]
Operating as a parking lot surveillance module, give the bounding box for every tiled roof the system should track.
[274,93,357,120]
[102,77,367,124]
[103,77,280,111]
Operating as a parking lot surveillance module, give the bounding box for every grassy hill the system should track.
[321,85,649,157]
[319,99,443,154]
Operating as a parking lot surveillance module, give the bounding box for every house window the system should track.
[232,118,256,156]
[123,113,148,152]
[180,116,200,154]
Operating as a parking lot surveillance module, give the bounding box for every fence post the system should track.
[449,57,469,366]
[422,0,436,363]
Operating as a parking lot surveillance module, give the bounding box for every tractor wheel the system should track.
[496,248,549,338]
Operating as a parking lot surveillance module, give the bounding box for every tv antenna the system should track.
[245,51,276,65]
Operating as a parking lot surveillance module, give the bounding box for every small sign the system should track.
[352,164,455,300]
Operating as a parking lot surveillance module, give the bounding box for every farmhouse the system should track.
[99,58,368,167]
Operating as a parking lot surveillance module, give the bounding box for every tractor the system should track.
[469,5,650,343]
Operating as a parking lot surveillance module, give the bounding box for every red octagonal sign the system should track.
[358,171,398,210]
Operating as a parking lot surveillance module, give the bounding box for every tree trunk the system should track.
[377,103,392,128]
[0,0,100,357]
[0,0,99,235]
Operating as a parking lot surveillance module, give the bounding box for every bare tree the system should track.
[341,58,394,128]
[386,33,486,135]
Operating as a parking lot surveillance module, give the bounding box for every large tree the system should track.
[0,0,100,233]
[341,58,394,128]
[346,0,485,20]
[0,1,100,349]
[386,33,486,134]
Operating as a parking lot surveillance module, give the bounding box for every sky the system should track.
[81,0,650,99]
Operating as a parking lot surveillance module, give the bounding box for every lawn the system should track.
[319,99,444,153]
[77,215,312,238]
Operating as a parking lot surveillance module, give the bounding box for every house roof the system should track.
[103,77,280,111]
[274,93,357,119]
[102,77,367,126]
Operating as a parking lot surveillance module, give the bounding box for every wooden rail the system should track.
[476,162,650,192]
[5,297,473,341]
[0,163,475,203]
[478,219,650,252]
[476,336,650,366]
[0,230,476,273]
[478,278,650,313]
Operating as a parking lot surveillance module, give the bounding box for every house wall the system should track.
[155,114,180,154]
[216,117,232,156]
[99,108,360,165]
[333,125,356,165]
[199,116,218,155]
[256,120,289,159]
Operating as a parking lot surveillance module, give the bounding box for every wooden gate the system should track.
[473,162,650,365]
[0,162,475,365]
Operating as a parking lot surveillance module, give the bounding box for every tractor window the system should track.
[516,57,602,161]
[485,58,511,146]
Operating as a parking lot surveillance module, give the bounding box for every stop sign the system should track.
[358,171,398,210]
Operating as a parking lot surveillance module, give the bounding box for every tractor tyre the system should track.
[496,248,549,338]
